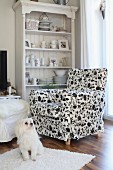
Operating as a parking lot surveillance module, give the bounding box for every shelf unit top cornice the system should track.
[13,1,78,19]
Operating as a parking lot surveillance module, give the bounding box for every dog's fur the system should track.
[15,118,44,161]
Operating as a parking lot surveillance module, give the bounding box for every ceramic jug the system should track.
[53,0,68,5]
[30,54,36,67]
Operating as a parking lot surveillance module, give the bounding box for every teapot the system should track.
[53,0,68,5]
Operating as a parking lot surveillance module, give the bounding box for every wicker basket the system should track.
[25,19,39,30]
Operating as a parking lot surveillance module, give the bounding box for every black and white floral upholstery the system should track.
[29,68,107,142]
[67,68,107,91]
[29,89,72,141]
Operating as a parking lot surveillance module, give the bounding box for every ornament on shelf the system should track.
[53,0,69,5]
[100,0,106,19]
[25,19,39,30]
[30,0,38,2]
[39,13,52,31]
[8,86,11,96]
[49,57,58,67]
[7,80,17,96]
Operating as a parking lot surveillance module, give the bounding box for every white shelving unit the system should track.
[13,1,78,100]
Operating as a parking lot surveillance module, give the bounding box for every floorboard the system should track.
[0,120,113,170]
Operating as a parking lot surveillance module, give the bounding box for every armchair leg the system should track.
[95,133,101,139]
[65,139,71,145]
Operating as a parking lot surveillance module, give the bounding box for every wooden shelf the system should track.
[25,29,72,36]
[0,95,21,99]
[25,47,72,52]
[25,66,71,69]
[26,84,67,87]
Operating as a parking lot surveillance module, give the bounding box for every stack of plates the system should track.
[53,76,67,84]
[38,21,52,31]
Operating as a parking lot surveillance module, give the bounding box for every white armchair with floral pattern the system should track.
[29,68,107,145]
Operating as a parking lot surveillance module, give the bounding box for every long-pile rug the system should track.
[0,147,95,170]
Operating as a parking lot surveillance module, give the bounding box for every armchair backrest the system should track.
[67,68,107,91]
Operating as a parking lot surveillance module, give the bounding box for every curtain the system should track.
[104,0,113,118]
[80,0,104,69]
[80,0,109,118]
[80,0,113,119]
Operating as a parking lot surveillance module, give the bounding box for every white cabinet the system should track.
[13,1,78,100]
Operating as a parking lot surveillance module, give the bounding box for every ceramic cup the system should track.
[32,78,39,85]
[51,40,58,45]
[41,41,47,48]
[50,40,58,49]
[31,43,36,48]
[52,25,58,32]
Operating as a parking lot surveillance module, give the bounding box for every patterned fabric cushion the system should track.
[67,68,107,91]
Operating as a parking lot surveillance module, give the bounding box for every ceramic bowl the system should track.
[54,70,67,77]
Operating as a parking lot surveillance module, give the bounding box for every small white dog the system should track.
[15,118,44,161]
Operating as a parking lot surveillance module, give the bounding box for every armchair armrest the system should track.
[29,89,71,118]
[29,89,71,103]
[70,89,105,120]
[29,89,54,104]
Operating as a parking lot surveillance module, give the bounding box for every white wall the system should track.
[0,0,15,86]
[0,0,80,87]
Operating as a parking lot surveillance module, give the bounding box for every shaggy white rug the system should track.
[0,148,95,170]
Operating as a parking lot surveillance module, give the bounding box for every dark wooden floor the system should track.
[0,120,113,170]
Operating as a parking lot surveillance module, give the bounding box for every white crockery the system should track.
[54,70,67,76]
